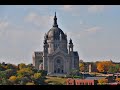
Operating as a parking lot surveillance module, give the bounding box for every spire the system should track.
[53,12,58,27]
[69,38,73,44]
[44,39,47,44]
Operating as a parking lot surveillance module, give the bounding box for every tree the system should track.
[34,73,41,79]
[69,69,79,78]
[17,68,33,77]
[97,63,104,72]
[0,64,6,71]
[108,66,117,73]
[19,77,30,85]
[96,61,113,73]
[5,64,17,70]
[115,78,120,83]
[18,63,26,70]
[9,76,17,84]
[98,78,108,85]
[79,63,85,72]
[0,71,7,79]
[0,78,10,85]
[5,69,17,79]
[37,70,47,76]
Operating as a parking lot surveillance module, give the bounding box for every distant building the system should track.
[32,12,79,76]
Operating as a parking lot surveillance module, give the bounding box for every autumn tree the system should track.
[17,67,33,77]
[34,73,41,79]
[79,63,85,72]
[98,78,108,85]
[115,78,120,84]
[97,63,105,72]
[9,76,17,84]
[96,61,113,73]
[18,63,26,70]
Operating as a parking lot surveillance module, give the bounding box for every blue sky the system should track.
[0,5,120,64]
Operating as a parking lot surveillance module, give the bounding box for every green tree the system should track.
[108,66,117,73]
[0,64,6,71]
[5,69,17,79]
[19,77,30,85]
[5,64,17,70]
[0,71,7,79]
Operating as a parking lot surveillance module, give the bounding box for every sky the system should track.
[0,5,120,65]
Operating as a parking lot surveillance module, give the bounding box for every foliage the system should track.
[96,61,113,73]
[108,65,118,73]
[26,82,35,85]
[34,73,41,79]
[98,78,108,84]
[0,71,7,79]
[79,63,85,72]
[97,63,105,72]
[115,78,120,82]
[5,69,17,79]
[0,64,6,71]
[18,63,26,70]
[17,68,33,77]
[70,69,79,78]
[9,76,17,83]
[0,62,46,85]
[73,75,82,79]
[5,64,17,70]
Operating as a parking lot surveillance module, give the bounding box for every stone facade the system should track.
[32,12,79,76]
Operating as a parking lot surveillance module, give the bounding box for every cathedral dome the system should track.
[46,12,66,40]
[47,27,64,38]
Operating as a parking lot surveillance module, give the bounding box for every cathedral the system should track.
[32,12,79,76]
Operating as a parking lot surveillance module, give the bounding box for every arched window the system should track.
[57,59,60,63]
[62,70,63,73]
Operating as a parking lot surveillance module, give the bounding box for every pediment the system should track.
[51,47,68,57]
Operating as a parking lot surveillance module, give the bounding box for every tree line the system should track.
[79,60,120,73]
[0,62,47,85]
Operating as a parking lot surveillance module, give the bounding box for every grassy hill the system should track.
[44,76,66,85]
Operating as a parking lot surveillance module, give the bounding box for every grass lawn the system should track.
[44,76,66,85]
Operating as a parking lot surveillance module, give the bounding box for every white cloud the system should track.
[88,5,105,13]
[0,20,9,37]
[85,26,101,32]
[67,26,102,39]
[25,12,53,29]
[0,22,46,64]
[80,20,83,25]
[0,21,9,30]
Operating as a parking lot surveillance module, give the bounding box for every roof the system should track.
[73,51,79,56]
[85,77,107,80]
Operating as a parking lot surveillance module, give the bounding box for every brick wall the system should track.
[66,78,95,85]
